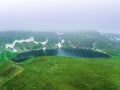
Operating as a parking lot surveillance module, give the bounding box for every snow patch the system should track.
[56,32,64,36]
[55,32,65,48]
[99,32,104,36]
[94,49,106,53]
[61,39,65,44]
[5,37,40,52]
[69,41,76,48]
[55,42,62,48]
[5,37,48,52]
[40,39,48,50]
[40,39,48,46]
[43,47,46,50]
[55,39,65,48]
[115,37,120,41]
[92,43,96,50]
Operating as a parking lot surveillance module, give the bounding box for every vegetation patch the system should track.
[0,61,23,87]
[1,56,120,90]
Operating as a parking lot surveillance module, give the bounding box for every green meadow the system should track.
[0,55,120,90]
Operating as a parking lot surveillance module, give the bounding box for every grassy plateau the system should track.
[0,55,120,90]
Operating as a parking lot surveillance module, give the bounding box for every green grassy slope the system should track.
[0,51,16,67]
[1,56,120,90]
[0,51,22,88]
[0,55,4,67]
[0,61,23,86]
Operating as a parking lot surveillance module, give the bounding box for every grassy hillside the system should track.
[0,51,21,88]
[0,51,16,66]
[0,61,23,87]
[1,56,120,90]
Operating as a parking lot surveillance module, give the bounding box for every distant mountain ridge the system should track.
[0,31,120,56]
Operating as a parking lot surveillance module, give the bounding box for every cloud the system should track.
[0,0,120,33]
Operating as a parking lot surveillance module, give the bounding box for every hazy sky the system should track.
[0,0,120,33]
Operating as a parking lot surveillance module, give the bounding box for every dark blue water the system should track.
[12,49,110,62]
